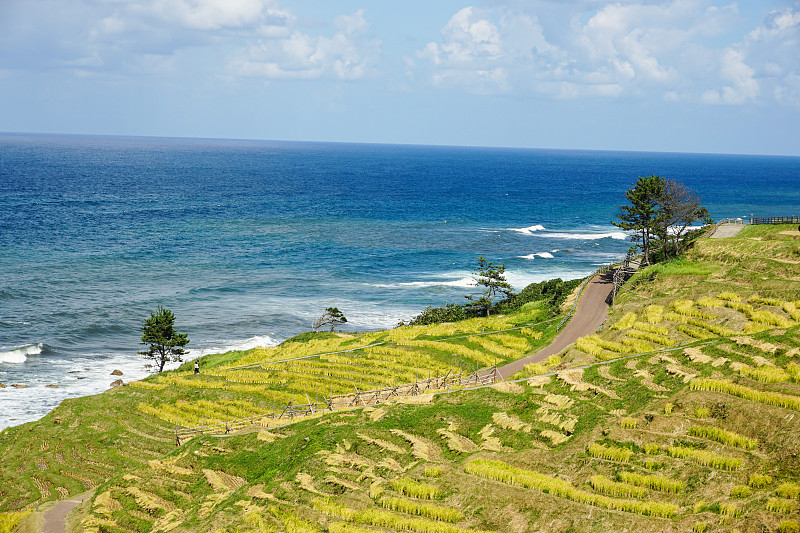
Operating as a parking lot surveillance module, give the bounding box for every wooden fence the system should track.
[752,216,800,225]
[174,366,499,441]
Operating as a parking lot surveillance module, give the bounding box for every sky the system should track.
[1,0,799,155]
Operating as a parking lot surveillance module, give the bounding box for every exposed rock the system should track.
[12,384,29,389]
[0,382,5,388]
[45,384,59,389]
[54,416,62,425]
[110,379,124,387]
[111,369,123,376]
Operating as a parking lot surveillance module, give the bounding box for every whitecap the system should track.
[374,276,477,289]
[533,231,627,240]
[518,252,555,260]
[508,224,546,235]
[0,343,43,364]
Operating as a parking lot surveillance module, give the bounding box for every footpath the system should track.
[498,270,616,379]
[711,222,745,239]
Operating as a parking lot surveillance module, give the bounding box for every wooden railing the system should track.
[752,216,800,225]
[174,367,499,441]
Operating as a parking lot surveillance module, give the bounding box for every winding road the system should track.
[498,270,616,379]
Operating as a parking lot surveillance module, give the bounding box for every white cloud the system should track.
[230,9,380,80]
[411,0,795,106]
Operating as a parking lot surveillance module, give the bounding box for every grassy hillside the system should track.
[2,224,800,533]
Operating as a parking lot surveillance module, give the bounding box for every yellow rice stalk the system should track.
[588,475,647,499]
[618,472,683,493]
[627,329,674,347]
[126,487,175,514]
[719,502,740,517]
[749,295,785,306]
[268,506,320,533]
[644,305,664,324]
[783,302,800,322]
[779,520,800,533]
[540,430,570,446]
[693,521,708,533]
[730,485,752,498]
[390,477,441,499]
[464,459,678,517]
[768,498,798,514]
[587,443,633,462]
[777,482,800,499]
[666,446,742,470]
[717,292,742,302]
[737,364,790,383]
[492,412,532,433]
[612,312,638,330]
[312,498,493,533]
[688,426,757,449]
[379,496,463,522]
[697,296,724,308]
[689,378,800,412]
[621,337,654,353]
[424,466,442,477]
[748,473,773,488]
[543,394,574,410]
[619,417,638,429]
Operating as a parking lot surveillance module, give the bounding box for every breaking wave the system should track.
[373,276,476,289]
[508,224,546,235]
[0,343,43,364]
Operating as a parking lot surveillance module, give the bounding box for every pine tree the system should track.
[613,175,664,265]
[467,256,512,316]
[139,306,189,373]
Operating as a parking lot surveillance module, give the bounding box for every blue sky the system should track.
[1,0,799,155]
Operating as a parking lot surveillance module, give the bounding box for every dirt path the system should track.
[498,271,615,379]
[42,493,89,533]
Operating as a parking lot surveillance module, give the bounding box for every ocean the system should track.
[2,133,799,429]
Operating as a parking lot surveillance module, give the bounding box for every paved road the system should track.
[42,493,89,533]
[497,271,615,379]
[711,223,746,238]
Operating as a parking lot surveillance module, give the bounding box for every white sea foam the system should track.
[373,276,476,289]
[509,224,546,235]
[518,252,555,260]
[533,231,627,240]
[0,343,42,364]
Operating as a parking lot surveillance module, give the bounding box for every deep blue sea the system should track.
[1,133,799,429]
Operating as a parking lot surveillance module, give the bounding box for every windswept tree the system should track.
[614,175,708,264]
[466,255,513,317]
[612,175,664,265]
[139,306,189,373]
[654,178,709,258]
[313,307,347,332]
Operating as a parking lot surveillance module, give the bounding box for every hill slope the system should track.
[3,225,800,533]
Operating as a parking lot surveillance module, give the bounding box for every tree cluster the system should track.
[613,175,709,265]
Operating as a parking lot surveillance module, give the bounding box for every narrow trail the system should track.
[41,493,89,533]
[498,271,616,379]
